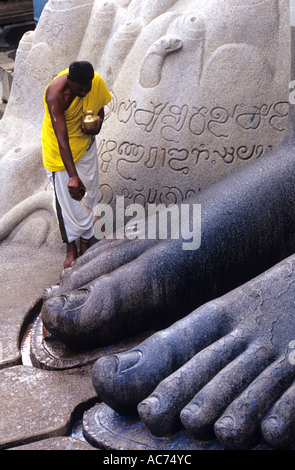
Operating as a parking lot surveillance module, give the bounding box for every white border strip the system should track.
[291,0,295,26]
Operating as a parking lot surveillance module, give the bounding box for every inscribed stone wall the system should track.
[0,0,291,230]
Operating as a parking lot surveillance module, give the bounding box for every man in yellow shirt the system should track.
[42,61,112,268]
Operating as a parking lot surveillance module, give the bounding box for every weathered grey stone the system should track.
[91,252,295,449]
[30,311,153,370]
[0,0,294,453]
[82,403,276,450]
[41,128,295,351]
[0,241,63,368]
[82,403,223,450]
[0,51,14,102]
[98,0,290,210]
[0,365,97,449]
[10,436,97,451]
[0,0,290,221]
[36,0,295,451]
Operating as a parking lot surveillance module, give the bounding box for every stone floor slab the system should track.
[9,436,98,450]
[0,242,64,368]
[0,365,98,449]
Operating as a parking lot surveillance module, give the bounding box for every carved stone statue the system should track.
[0,0,290,220]
[1,0,295,450]
[42,104,295,450]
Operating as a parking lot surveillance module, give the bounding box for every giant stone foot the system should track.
[1,0,293,452]
[92,253,295,450]
[42,134,295,351]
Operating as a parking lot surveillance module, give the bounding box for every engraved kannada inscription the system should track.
[98,98,288,205]
[106,97,289,141]
[98,138,274,177]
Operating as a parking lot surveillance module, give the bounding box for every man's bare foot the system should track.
[79,237,90,257]
[64,241,78,269]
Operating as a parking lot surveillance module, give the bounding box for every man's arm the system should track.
[46,89,85,200]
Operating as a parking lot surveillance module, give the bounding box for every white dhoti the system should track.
[46,139,99,243]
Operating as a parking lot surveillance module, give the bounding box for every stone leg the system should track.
[93,254,295,449]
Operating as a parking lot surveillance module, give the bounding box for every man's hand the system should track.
[81,116,102,136]
[68,175,86,200]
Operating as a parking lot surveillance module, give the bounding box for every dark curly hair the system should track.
[68,61,94,85]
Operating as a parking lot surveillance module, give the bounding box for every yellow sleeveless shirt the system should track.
[42,69,112,172]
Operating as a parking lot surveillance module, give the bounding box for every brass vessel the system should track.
[81,110,101,131]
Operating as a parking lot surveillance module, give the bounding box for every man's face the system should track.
[68,78,92,98]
